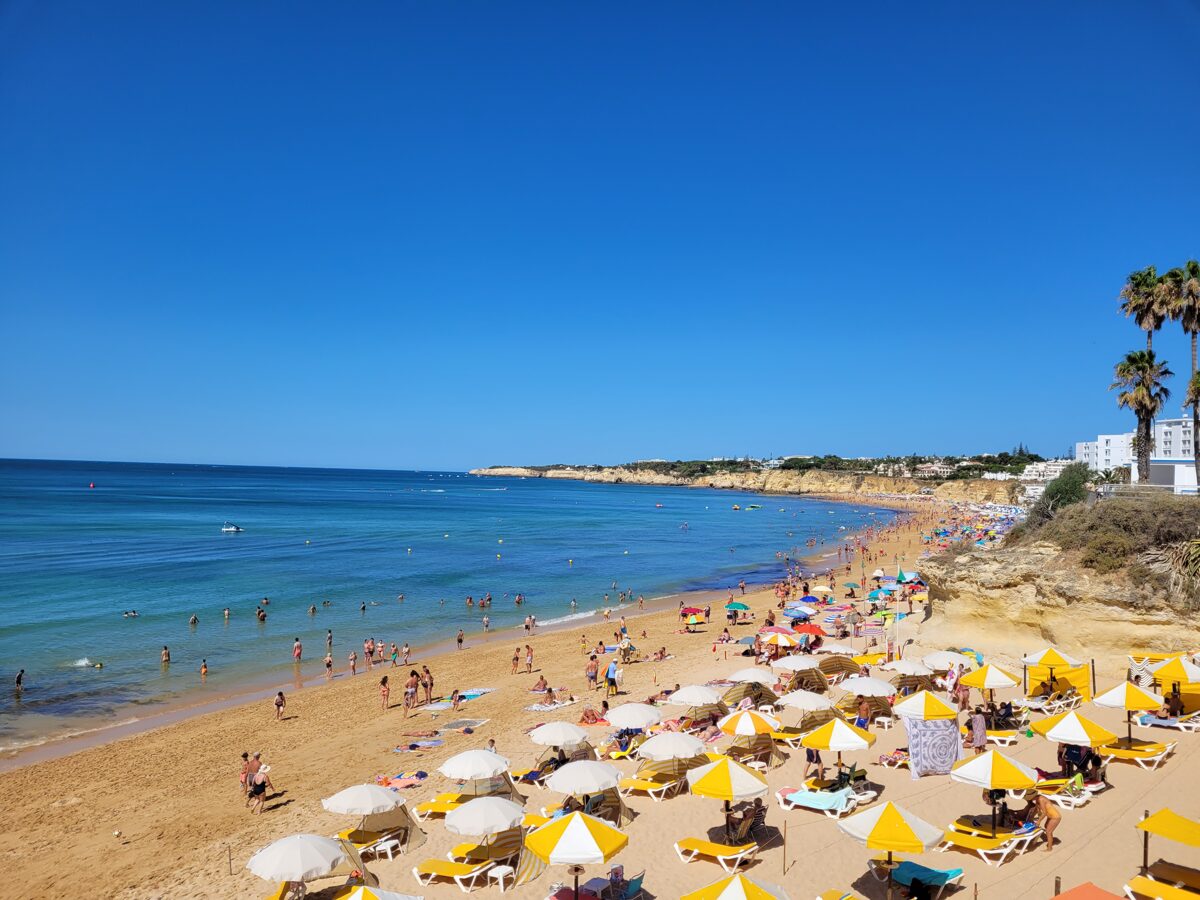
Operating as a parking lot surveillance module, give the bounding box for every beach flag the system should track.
[897,566,910,583]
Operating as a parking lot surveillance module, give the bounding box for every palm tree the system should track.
[1166,260,1200,481]
[1119,266,1169,351]
[1111,349,1173,482]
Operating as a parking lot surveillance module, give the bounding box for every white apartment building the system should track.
[1076,416,1197,493]
[1019,459,1074,482]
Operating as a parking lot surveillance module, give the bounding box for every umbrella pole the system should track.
[1128,712,1133,745]
[1142,809,1150,873]
[574,869,580,900]
[886,849,894,900]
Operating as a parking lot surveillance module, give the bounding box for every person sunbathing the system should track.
[531,675,549,692]
[579,701,609,724]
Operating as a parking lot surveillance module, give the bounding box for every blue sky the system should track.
[2,2,1198,470]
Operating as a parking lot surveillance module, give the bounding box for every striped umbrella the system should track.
[837,802,942,899]
[331,887,425,900]
[801,718,875,769]
[1094,681,1164,742]
[1149,656,1200,687]
[892,690,958,721]
[686,756,768,806]
[761,632,800,648]
[951,750,1038,837]
[524,811,628,898]
[959,664,1019,694]
[1022,647,1083,667]
[1032,710,1118,748]
[681,874,790,900]
[718,709,781,736]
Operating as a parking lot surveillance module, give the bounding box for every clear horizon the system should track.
[2,2,1198,471]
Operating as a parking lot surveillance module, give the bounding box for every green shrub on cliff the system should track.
[1023,462,1092,529]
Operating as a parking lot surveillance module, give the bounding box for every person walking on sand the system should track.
[512,647,521,675]
[364,638,373,670]
[247,767,274,814]
[402,642,410,665]
[274,691,286,720]
[457,629,465,650]
[238,751,250,794]
[525,644,534,674]
[403,670,419,718]
[379,675,390,711]
[292,638,302,663]
[586,655,599,691]
[389,643,399,667]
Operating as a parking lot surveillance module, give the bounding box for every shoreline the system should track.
[0,495,912,771]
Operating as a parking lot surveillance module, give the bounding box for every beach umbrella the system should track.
[761,632,800,648]
[439,749,510,781]
[1149,656,1200,687]
[728,667,776,685]
[799,595,820,603]
[843,582,860,589]
[544,760,622,795]
[776,689,835,712]
[837,802,941,900]
[792,623,826,637]
[321,784,404,816]
[605,702,662,730]
[686,756,768,805]
[922,650,973,671]
[1032,710,1118,748]
[1093,682,1164,742]
[445,796,525,837]
[810,586,835,595]
[665,685,723,707]
[801,718,875,769]
[718,709,781,736]
[959,664,1019,694]
[951,750,1038,836]
[681,607,704,615]
[725,601,750,611]
[687,615,702,626]
[816,642,857,656]
[680,873,791,900]
[524,811,628,898]
[782,606,813,618]
[871,569,885,579]
[635,732,706,761]
[881,659,933,677]
[771,656,821,673]
[330,887,424,900]
[838,676,895,697]
[759,625,796,635]
[737,636,757,645]
[529,721,589,749]
[1021,648,1083,668]
[892,690,957,721]
[246,834,349,883]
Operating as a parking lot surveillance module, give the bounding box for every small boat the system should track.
[732,504,741,510]
[746,504,762,510]
[221,522,244,533]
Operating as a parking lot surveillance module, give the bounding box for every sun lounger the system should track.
[816,892,864,900]
[776,786,861,818]
[1148,862,1200,893]
[1124,874,1200,900]
[263,884,304,900]
[1022,692,1059,711]
[877,751,909,769]
[448,828,524,864]
[805,769,867,791]
[413,859,493,892]
[1100,741,1177,771]
[771,728,807,749]
[618,775,680,801]
[950,818,1026,838]
[877,861,964,900]
[936,826,1040,866]
[958,724,1019,747]
[414,799,464,821]
[1036,780,1091,810]
[673,838,759,871]
[1136,712,1200,734]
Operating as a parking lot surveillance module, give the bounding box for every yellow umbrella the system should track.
[950,750,1038,836]
[524,811,628,898]
[891,690,957,721]
[761,632,800,648]
[801,718,875,770]
[1149,656,1200,687]
[718,709,781,737]
[331,888,423,900]
[1032,710,1117,748]
[680,873,790,900]
[686,756,768,806]
[837,802,942,900]
[1093,681,1163,742]
[1137,808,1200,875]
[959,664,1019,693]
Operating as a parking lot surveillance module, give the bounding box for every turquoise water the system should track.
[0,459,896,751]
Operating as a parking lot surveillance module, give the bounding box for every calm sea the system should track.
[0,459,896,752]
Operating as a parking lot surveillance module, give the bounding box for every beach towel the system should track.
[424,701,453,711]
[785,787,853,810]
[393,739,444,753]
[525,699,578,713]
[904,717,961,779]
[442,718,489,731]
[377,770,428,789]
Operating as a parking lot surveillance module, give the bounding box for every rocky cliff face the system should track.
[468,466,1022,504]
[921,543,1200,675]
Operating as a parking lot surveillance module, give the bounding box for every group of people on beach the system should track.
[378,665,440,718]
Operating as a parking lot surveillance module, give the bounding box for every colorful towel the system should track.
[525,699,578,712]
[393,739,444,753]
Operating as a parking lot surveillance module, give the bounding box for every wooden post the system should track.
[227,845,232,876]
[1091,659,1097,696]
[1022,662,1027,694]
[1055,876,1062,895]
[1143,809,1150,873]
[782,820,787,875]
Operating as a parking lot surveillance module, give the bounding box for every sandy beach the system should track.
[1,503,1195,900]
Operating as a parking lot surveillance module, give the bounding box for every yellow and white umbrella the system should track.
[1022,647,1082,667]
[686,756,768,804]
[959,664,1018,692]
[761,632,800,648]
[810,585,835,595]
[332,887,424,900]
[800,718,875,769]
[1032,710,1117,748]
[1093,681,1164,742]
[718,709,781,736]
[1150,656,1200,686]
[524,811,628,897]
[892,690,958,721]
[680,873,791,900]
[837,802,942,898]
[771,655,821,673]
[951,750,1037,790]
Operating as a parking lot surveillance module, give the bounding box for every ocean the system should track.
[0,459,897,753]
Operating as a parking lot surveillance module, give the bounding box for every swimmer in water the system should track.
[188,614,198,626]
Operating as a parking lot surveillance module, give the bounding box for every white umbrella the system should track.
[544,760,622,795]
[922,650,974,671]
[635,732,706,761]
[321,784,404,816]
[771,655,821,672]
[810,586,835,595]
[871,568,885,578]
[439,749,510,781]
[605,702,662,729]
[335,888,424,900]
[246,834,348,883]
[839,676,895,697]
[529,721,589,748]
[445,796,525,837]
[664,684,723,706]
[881,659,933,676]
[816,643,857,656]
[728,667,777,685]
[776,689,835,712]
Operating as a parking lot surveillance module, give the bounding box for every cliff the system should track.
[921,542,1200,675]
[468,466,1022,504]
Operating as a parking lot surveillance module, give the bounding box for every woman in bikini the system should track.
[421,666,434,705]
[512,647,521,675]
[379,675,390,711]
[403,670,419,718]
